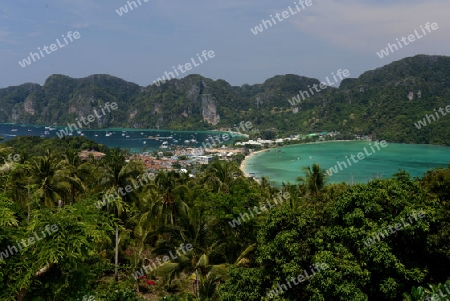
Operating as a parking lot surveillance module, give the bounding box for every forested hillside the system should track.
[1,55,450,145]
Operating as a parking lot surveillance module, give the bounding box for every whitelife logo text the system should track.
[153,50,215,86]
[18,31,81,68]
[376,22,438,59]
[250,0,313,35]
[56,102,118,138]
[288,68,350,107]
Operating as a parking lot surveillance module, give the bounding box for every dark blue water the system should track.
[0,123,237,153]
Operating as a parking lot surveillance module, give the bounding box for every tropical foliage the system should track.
[0,136,449,300]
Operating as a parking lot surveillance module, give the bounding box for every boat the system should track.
[11,129,18,132]
[143,141,147,144]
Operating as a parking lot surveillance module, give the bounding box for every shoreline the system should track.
[239,140,359,179]
[240,148,271,178]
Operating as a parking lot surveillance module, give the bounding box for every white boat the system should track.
[11,129,18,132]
[143,141,147,144]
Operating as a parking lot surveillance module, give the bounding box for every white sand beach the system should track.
[240,149,270,178]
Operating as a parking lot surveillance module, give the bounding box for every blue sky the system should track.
[1,0,448,88]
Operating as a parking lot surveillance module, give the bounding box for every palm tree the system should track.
[153,205,259,299]
[151,171,190,226]
[297,163,327,196]
[61,149,87,206]
[29,150,72,207]
[203,160,243,193]
[98,148,145,281]
[2,161,38,222]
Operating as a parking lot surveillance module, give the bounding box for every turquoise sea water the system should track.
[243,141,450,185]
[0,123,238,153]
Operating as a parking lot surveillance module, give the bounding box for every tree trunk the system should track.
[195,268,199,298]
[115,227,119,281]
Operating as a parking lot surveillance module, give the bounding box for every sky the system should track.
[1,0,449,88]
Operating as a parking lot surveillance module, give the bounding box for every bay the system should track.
[243,141,450,185]
[0,123,238,153]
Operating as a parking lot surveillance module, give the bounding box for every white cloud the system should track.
[291,0,450,53]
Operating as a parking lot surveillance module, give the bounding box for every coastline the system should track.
[239,140,358,179]
[240,148,271,178]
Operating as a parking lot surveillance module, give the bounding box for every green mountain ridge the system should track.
[1,54,449,144]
